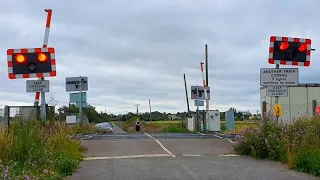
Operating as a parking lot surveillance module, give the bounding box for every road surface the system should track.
[70,124,316,180]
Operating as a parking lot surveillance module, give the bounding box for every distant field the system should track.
[146,120,259,124]
[146,120,181,124]
[145,120,259,134]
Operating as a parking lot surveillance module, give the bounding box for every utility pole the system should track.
[183,74,191,117]
[125,111,128,122]
[149,99,152,121]
[134,104,140,118]
[205,44,208,87]
[75,76,84,128]
[205,45,209,132]
[196,85,200,132]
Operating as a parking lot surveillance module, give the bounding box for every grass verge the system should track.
[0,120,96,179]
[221,121,259,134]
[117,120,190,133]
[233,116,320,177]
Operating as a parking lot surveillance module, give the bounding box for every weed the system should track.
[0,120,93,179]
[163,124,190,133]
[233,116,320,177]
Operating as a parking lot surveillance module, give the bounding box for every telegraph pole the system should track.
[125,111,128,122]
[183,74,191,117]
[134,104,140,118]
[149,99,152,121]
[205,44,208,87]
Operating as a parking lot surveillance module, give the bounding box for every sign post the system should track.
[196,85,199,132]
[267,36,312,115]
[273,104,282,123]
[66,76,88,127]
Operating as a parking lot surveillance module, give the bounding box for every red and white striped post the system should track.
[200,62,209,131]
[34,9,52,109]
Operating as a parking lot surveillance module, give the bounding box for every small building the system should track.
[168,114,181,120]
[260,83,320,124]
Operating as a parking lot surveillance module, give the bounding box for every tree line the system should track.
[56,104,259,124]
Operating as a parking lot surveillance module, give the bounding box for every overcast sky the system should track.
[0,0,320,114]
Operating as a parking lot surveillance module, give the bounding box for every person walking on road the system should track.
[135,119,141,133]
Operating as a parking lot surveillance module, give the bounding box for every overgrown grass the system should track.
[163,124,191,133]
[117,119,190,133]
[221,121,259,134]
[0,120,96,179]
[146,120,181,124]
[233,115,320,177]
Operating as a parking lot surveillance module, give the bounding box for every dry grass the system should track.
[146,120,181,124]
[0,121,6,135]
[223,122,259,134]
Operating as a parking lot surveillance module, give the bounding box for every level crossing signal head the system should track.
[6,47,57,79]
[269,36,312,67]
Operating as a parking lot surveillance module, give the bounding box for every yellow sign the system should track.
[274,104,282,117]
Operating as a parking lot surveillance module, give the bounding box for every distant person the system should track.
[135,119,141,133]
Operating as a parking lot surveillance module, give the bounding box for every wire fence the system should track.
[264,101,317,124]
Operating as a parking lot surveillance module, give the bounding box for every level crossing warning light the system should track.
[7,47,56,79]
[315,106,320,114]
[269,36,312,66]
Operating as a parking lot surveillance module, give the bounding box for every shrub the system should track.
[221,124,226,131]
[0,120,88,179]
[233,115,320,177]
[293,148,320,176]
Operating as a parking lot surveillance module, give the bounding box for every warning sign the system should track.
[260,68,299,86]
[26,80,49,92]
[266,86,288,97]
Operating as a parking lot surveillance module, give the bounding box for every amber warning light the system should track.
[279,42,289,51]
[298,43,308,52]
[37,53,48,62]
[15,54,26,63]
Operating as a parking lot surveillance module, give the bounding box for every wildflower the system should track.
[24,174,31,180]
[43,169,49,174]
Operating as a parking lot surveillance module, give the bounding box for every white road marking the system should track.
[81,135,92,140]
[182,154,202,157]
[218,154,240,157]
[227,139,235,144]
[84,154,172,160]
[214,135,224,139]
[144,133,176,158]
[197,132,205,135]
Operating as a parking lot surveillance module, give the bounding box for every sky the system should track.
[0,0,320,115]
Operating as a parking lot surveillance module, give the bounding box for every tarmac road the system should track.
[69,124,316,180]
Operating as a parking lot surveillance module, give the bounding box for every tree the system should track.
[48,96,58,106]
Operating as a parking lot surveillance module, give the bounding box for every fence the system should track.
[262,100,318,124]
[0,105,56,132]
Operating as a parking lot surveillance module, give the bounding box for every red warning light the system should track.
[298,43,308,52]
[37,53,48,62]
[15,54,27,63]
[279,42,289,51]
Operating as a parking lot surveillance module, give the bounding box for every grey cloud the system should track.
[1,0,320,114]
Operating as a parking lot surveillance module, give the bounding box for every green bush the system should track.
[163,124,190,133]
[293,148,320,176]
[233,116,320,177]
[221,124,226,131]
[0,120,85,179]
